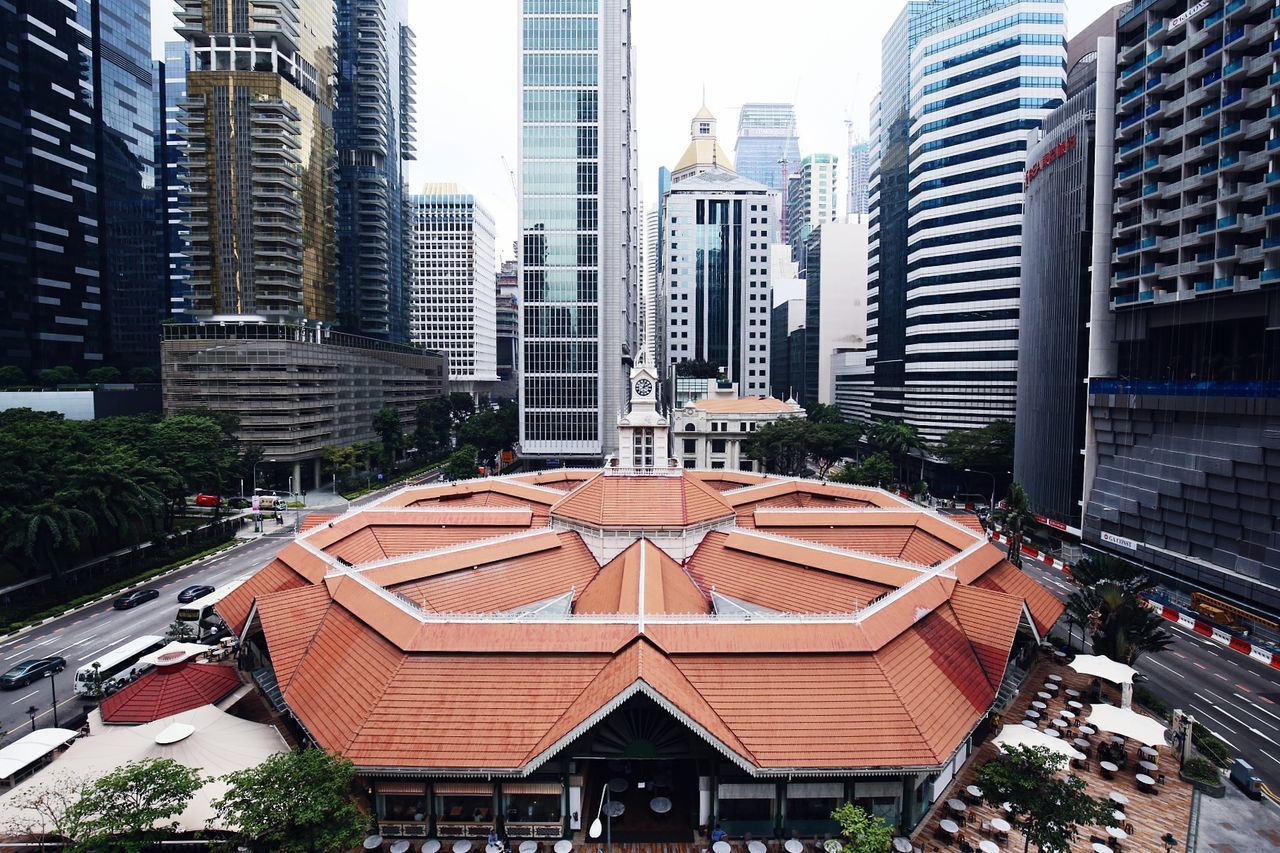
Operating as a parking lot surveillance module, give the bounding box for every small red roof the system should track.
[99,660,243,724]
[550,472,736,528]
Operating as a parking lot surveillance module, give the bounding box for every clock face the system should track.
[635,379,653,397]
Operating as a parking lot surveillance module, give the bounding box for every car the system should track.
[194,493,222,508]
[176,584,215,603]
[0,656,66,689]
[113,588,160,610]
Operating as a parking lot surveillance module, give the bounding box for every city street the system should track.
[0,531,292,741]
[1018,557,1280,792]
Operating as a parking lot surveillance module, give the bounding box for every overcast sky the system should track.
[151,1,1121,264]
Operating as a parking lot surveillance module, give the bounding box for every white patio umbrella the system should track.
[1086,703,1168,746]
[991,724,1085,761]
[1069,653,1140,708]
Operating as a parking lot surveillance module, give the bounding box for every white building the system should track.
[518,0,638,459]
[804,220,867,405]
[662,106,775,397]
[616,360,669,469]
[641,203,659,365]
[407,184,497,393]
[673,379,804,471]
[785,153,838,273]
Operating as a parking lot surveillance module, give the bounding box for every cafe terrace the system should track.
[218,468,1063,843]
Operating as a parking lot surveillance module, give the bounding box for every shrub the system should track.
[1133,686,1170,719]
[1182,757,1221,785]
[1193,726,1233,767]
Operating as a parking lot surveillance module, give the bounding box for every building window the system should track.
[711,439,726,454]
[683,438,697,453]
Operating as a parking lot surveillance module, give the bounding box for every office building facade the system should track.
[496,259,519,384]
[849,140,871,218]
[803,221,868,406]
[157,42,194,322]
[519,0,638,458]
[786,153,839,273]
[733,103,802,191]
[407,185,498,393]
[862,0,1067,441]
[1083,0,1280,617]
[176,0,338,324]
[335,0,416,342]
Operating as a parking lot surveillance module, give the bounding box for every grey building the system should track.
[733,103,802,192]
[157,42,194,323]
[1014,15,1118,532]
[336,0,416,342]
[771,298,805,401]
[162,321,446,490]
[1083,0,1280,617]
[518,0,638,459]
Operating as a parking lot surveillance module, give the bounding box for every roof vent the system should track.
[154,722,195,745]
[155,651,187,668]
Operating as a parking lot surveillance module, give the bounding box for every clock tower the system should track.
[616,360,670,469]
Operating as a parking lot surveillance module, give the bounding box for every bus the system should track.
[74,634,166,697]
[175,576,251,641]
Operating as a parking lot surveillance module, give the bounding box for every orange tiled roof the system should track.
[685,470,771,491]
[971,559,1066,635]
[550,472,736,528]
[949,584,1024,690]
[98,660,242,724]
[575,540,708,615]
[688,396,798,414]
[217,556,313,634]
[298,513,339,532]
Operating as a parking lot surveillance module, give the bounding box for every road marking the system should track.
[1238,695,1280,724]
[1174,651,1187,660]
[1238,684,1252,693]
[1214,672,1231,681]
[1223,701,1280,736]
[1191,711,1239,747]
[1148,658,1181,676]
[1191,704,1239,734]
[50,635,97,658]
[1193,661,1208,670]
[8,689,39,705]
[1261,749,1280,767]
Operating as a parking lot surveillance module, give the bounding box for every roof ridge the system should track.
[868,651,937,764]
[272,591,336,695]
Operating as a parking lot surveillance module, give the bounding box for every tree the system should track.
[69,758,204,852]
[806,421,862,478]
[457,409,511,464]
[1066,555,1172,665]
[37,365,77,387]
[804,402,846,425]
[371,406,405,468]
[994,482,1033,569]
[447,391,475,422]
[867,419,923,485]
[830,802,893,853]
[413,397,452,457]
[442,445,480,482]
[937,419,1014,473]
[166,619,197,642]
[85,366,122,383]
[210,748,368,853]
[833,451,895,488]
[128,366,157,383]
[674,358,721,379]
[742,418,810,477]
[322,445,356,488]
[0,365,26,387]
[1,773,87,846]
[976,745,1113,853]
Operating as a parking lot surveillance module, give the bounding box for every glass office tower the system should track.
[734,103,802,191]
[158,41,193,322]
[519,0,638,458]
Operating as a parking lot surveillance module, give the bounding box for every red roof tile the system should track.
[949,584,1023,690]
[217,557,312,635]
[575,540,707,615]
[970,560,1065,636]
[299,513,339,532]
[550,472,736,528]
[99,661,242,724]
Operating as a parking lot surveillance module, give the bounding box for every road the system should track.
[1018,557,1280,790]
[0,531,292,741]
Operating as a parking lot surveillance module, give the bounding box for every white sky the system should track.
[150,1,1121,264]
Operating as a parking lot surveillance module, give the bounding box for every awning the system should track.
[378,780,428,795]
[786,782,843,799]
[991,724,1084,761]
[503,782,563,795]
[719,782,775,799]
[435,783,495,796]
[1086,703,1168,746]
[1069,654,1138,686]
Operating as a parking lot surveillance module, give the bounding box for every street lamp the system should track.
[251,457,277,493]
[964,468,996,511]
[43,670,57,728]
[25,705,37,732]
[588,784,612,853]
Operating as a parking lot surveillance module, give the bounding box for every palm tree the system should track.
[995,482,1033,569]
[13,500,99,584]
[1067,579,1173,665]
[868,419,923,486]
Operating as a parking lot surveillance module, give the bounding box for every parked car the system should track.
[113,588,160,610]
[0,656,66,689]
[176,584,215,603]
[194,493,222,508]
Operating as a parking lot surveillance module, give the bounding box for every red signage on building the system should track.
[1025,134,1077,187]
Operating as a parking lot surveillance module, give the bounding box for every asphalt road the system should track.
[1018,557,1280,790]
[0,531,293,741]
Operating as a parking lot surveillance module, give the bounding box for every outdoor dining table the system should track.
[1054,650,1067,660]
[1060,709,1075,719]
[519,841,538,853]
[990,818,1011,834]
[1139,760,1159,773]
[1025,709,1041,719]
[1111,735,1126,746]
[947,798,967,813]
[608,777,629,793]
[1048,673,1063,682]
[1079,725,1096,735]
[424,841,442,853]
[390,843,411,853]
[1140,745,1159,758]
[1112,810,1126,823]
[604,801,625,818]
[1021,720,1038,729]
[1100,761,1119,775]
[939,819,960,835]
[650,796,673,814]
[1037,691,1052,700]
[713,842,732,853]
[748,841,767,853]
[1068,700,1084,710]
[966,785,983,799]
[1051,718,1068,729]
[978,841,999,853]
[1107,826,1128,841]
[486,846,502,853]
[1092,844,1112,853]
[453,842,472,853]
[1044,682,1059,692]
[1032,701,1047,710]
[892,839,912,853]
[785,840,805,853]
[1074,737,1091,750]
[553,841,573,853]
[363,836,384,851]
[1065,688,1081,698]
[1136,773,1157,790]
[1045,728,1062,738]
[1109,791,1130,805]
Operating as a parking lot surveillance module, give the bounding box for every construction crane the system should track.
[499,155,517,199]
[778,156,791,240]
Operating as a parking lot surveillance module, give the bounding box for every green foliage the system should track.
[742,418,811,477]
[674,358,721,378]
[371,406,406,467]
[69,758,204,852]
[0,365,26,386]
[1182,756,1221,785]
[1193,726,1233,767]
[1132,686,1170,719]
[993,482,1033,569]
[936,419,1014,472]
[447,391,476,420]
[833,451,895,487]
[443,444,481,482]
[866,419,924,485]
[211,749,369,853]
[457,404,518,464]
[38,365,78,386]
[1065,557,1173,666]
[804,402,845,424]
[128,366,157,383]
[830,802,893,853]
[85,366,122,383]
[976,745,1113,853]
[166,619,197,642]
[413,397,453,457]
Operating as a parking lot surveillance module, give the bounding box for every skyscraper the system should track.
[519,0,638,459]
[862,0,1067,441]
[661,107,773,396]
[734,103,802,191]
[176,0,338,323]
[785,153,838,273]
[407,185,498,394]
[848,141,870,219]
[335,0,416,342]
[157,42,193,323]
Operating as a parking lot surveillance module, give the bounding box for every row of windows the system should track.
[522,89,598,123]
[913,160,1023,193]
[911,97,1062,140]
[911,203,1021,235]
[524,268,598,301]
[523,233,597,267]
[524,341,597,372]
[524,305,598,337]
[920,33,1065,76]
[523,16,597,50]
[918,117,1043,154]
[920,76,1063,116]
[921,54,1063,95]
[523,376,598,408]
[523,0,597,13]
[523,410,597,443]
[522,197,597,230]
[911,140,1027,180]
[910,181,1022,217]
[921,12,1065,58]
[522,53,597,87]
[522,161,597,194]
[908,224,1021,254]
[907,243,1021,272]
[906,275,1020,300]
[522,125,598,159]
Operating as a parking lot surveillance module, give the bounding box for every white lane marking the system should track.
[1223,697,1280,732]
[1147,658,1181,676]
[1238,695,1280,724]
[1191,705,1239,737]
[1260,749,1280,767]
[1202,701,1280,745]
[49,635,97,658]
[76,635,135,666]
[8,689,40,705]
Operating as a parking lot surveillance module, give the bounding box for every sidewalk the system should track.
[1195,781,1280,851]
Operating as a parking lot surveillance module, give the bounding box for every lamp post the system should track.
[252,457,277,493]
[25,705,37,732]
[43,670,57,728]
[588,784,611,853]
[964,468,996,512]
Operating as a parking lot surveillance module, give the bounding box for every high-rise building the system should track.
[768,244,805,401]
[335,0,416,342]
[642,203,659,364]
[661,108,773,396]
[1014,11,1120,534]
[861,0,1067,442]
[408,185,498,394]
[848,140,871,219]
[176,0,338,323]
[786,153,839,274]
[734,103,802,191]
[802,221,867,406]
[0,0,164,376]
[157,42,193,323]
[519,0,638,459]
[496,258,519,385]
[1084,0,1280,617]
